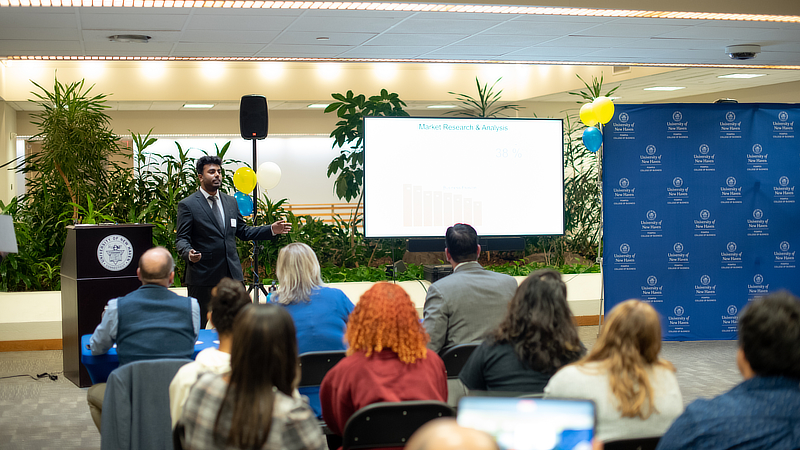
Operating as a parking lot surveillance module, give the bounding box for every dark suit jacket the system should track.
[175,190,275,286]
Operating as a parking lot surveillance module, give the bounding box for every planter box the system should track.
[0,273,604,349]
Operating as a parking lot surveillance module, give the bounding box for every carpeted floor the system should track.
[0,326,742,450]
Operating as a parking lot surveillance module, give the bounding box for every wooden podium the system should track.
[60,224,154,387]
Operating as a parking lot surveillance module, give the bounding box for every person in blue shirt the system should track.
[273,242,354,417]
[657,291,800,450]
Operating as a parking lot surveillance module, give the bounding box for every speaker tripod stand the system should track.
[240,94,271,304]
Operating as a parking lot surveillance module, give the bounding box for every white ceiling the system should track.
[1,4,799,108]
[1,6,799,65]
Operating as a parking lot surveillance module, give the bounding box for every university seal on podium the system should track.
[97,234,134,271]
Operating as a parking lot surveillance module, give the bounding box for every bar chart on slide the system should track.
[403,184,483,227]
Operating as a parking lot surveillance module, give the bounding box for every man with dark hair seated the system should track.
[656,291,800,450]
[422,223,518,353]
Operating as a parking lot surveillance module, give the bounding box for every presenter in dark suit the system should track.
[176,155,291,326]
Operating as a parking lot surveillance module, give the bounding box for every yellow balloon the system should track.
[579,103,598,127]
[593,96,615,124]
[233,167,257,193]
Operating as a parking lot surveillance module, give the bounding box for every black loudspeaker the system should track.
[240,95,268,140]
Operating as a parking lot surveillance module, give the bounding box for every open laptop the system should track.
[457,396,596,450]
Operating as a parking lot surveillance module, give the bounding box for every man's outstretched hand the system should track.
[271,219,292,235]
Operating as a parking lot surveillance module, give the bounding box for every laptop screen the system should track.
[457,396,596,450]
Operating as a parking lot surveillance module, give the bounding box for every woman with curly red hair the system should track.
[320,282,448,439]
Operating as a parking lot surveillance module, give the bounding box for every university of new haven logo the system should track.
[619,112,630,123]
[620,243,631,254]
[727,242,737,252]
[780,241,790,252]
[700,209,711,220]
[674,306,685,316]
[673,111,682,122]
[647,275,658,286]
[619,178,630,188]
[726,177,736,187]
[752,144,763,154]
[727,305,738,316]
[700,275,711,286]
[779,111,789,122]
[673,177,683,188]
[674,242,684,253]
[646,145,657,155]
[780,176,790,187]
[753,209,764,220]
[646,210,657,221]
[754,274,764,285]
[97,235,134,272]
[699,144,710,155]
[726,111,736,122]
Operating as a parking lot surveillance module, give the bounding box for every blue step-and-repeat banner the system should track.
[602,104,800,341]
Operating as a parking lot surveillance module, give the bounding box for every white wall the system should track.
[142,135,343,205]
[0,103,17,204]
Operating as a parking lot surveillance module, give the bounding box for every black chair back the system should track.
[342,400,455,450]
[604,436,661,450]
[438,343,480,379]
[298,350,347,388]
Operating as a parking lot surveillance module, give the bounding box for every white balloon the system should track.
[257,162,282,190]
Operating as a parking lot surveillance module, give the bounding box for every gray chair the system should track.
[101,358,191,450]
[342,400,455,450]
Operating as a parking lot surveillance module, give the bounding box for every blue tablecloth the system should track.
[80,329,219,385]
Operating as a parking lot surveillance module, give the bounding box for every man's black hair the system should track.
[445,223,478,263]
[739,290,800,379]
[196,155,223,175]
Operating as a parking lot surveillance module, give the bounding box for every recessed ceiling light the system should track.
[644,87,686,91]
[108,35,151,43]
[717,73,766,79]
[307,104,330,109]
[316,37,330,41]
[427,105,457,109]
[183,104,214,109]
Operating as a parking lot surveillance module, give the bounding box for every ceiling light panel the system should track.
[2,2,799,23]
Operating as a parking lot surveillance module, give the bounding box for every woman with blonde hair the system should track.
[274,242,354,417]
[320,282,448,439]
[544,299,683,442]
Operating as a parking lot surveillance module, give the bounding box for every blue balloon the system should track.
[234,192,254,216]
[582,126,603,153]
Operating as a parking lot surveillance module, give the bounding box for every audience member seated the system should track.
[87,246,200,431]
[459,269,585,393]
[406,418,499,450]
[320,283,448,441]
[274,242,354,417]
[656,291,800,450]
[545,299,683,442]
[169,277,250,428]
[178,304,326,450]
[422,223,518,353]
